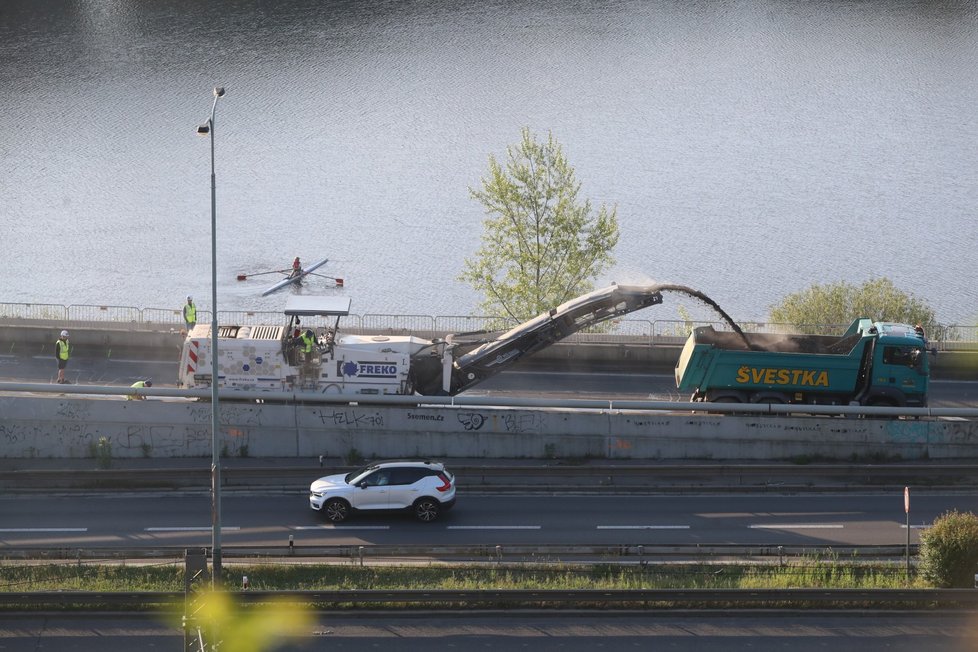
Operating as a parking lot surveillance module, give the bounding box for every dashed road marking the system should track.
[749,524,843,529]
[0,527,88,533]
[144,526,241,532]
[447,525,541,530]
[293,525,390,530]
[597,525,690,530]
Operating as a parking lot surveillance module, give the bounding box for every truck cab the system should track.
[858,321,929,407]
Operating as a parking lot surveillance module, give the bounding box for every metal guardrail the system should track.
[66,304,141,323]
[0,302,68,321]
[1,301,975,347]
[363,313,435,332]
[0,543,920,562]
[3,381,976,419]
[2,588,978,609]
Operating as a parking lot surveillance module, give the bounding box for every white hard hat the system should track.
[187,295,193,301]
[60,330,68,337]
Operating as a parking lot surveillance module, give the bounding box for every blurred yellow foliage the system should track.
[183,589,313,651]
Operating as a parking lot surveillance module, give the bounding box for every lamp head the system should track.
[196,123,210,135]
[214,87,225,98]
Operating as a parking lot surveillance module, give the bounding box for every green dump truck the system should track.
[674,319,929,406]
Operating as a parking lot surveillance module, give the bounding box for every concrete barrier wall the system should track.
[1,396,976,461]
[0,324,186,360]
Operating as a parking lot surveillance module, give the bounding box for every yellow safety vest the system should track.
[56,339,70,360]
[184,303,197,323]
[128,380,147,400]
[300,332,315,353]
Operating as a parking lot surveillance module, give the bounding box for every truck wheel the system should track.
[323,498,350,523]
[414,498,441,522]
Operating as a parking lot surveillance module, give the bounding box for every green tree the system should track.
[768,278,936,333]
[460,128,619,321]
[919,510,978,588]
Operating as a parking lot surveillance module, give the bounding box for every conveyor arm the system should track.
[415,284,663,395]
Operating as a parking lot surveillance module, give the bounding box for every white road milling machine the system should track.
[178,285,665,397]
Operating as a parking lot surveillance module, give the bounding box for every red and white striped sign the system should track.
[186,340,199,375]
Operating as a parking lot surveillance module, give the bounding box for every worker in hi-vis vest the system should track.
[183,296,196,331]
[128,380,153,400]
[301,329,316,352]
[55,330,70,384]
[296,329,317,365]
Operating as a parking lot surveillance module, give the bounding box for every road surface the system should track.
[0,491,968,549]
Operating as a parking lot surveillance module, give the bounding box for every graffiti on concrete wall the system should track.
[0,420,102,456]
[826,425,870,435]
[312,408,385,428]
[942,420,978,443]
[120,424,185,455]
[623,418,678,430]
[457,413,486,431]
[500,412,545,434]
[0,421,39,446]
[188,403,264,427]
[56,401,92,421]
[408,412,445,423]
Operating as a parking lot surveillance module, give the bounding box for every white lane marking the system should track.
[749,524,843,529]
[293,525,390,530]
[901,525,930,530]
[145,527,241,532]
[597,525,690,530]
[0,527,88,532]
[447,526,541,530]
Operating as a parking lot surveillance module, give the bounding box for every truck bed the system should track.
[696,328,861,355]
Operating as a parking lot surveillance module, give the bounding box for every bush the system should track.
[88,436,113,469]
[919,510,978,587]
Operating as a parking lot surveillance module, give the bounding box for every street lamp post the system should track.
[197,86,225,586]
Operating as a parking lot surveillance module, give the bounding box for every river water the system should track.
[1,0,976,324]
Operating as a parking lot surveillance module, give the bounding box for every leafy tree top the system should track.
[768,278,937,333]
[460,128,619,321]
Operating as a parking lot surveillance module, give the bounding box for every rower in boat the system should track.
[289,257,302,279]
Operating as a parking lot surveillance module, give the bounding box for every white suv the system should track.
[309,460,456,523]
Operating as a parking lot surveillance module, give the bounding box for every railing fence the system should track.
[0,301,974,347]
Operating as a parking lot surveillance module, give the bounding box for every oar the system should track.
[305,272,345,286]
[236,269,290,281]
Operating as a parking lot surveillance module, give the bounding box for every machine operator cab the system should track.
[282,295,351,368]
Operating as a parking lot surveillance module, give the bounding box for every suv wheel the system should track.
[324,498,350,523]
[414,498,441,522]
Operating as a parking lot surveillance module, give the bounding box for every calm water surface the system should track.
[1,0,976,324]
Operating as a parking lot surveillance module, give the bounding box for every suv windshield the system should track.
[344,464,379,484]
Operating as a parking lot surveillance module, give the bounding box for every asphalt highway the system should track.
[0,491,971,549]
[2,352,977,405]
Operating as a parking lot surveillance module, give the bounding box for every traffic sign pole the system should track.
[905,486,910,583]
